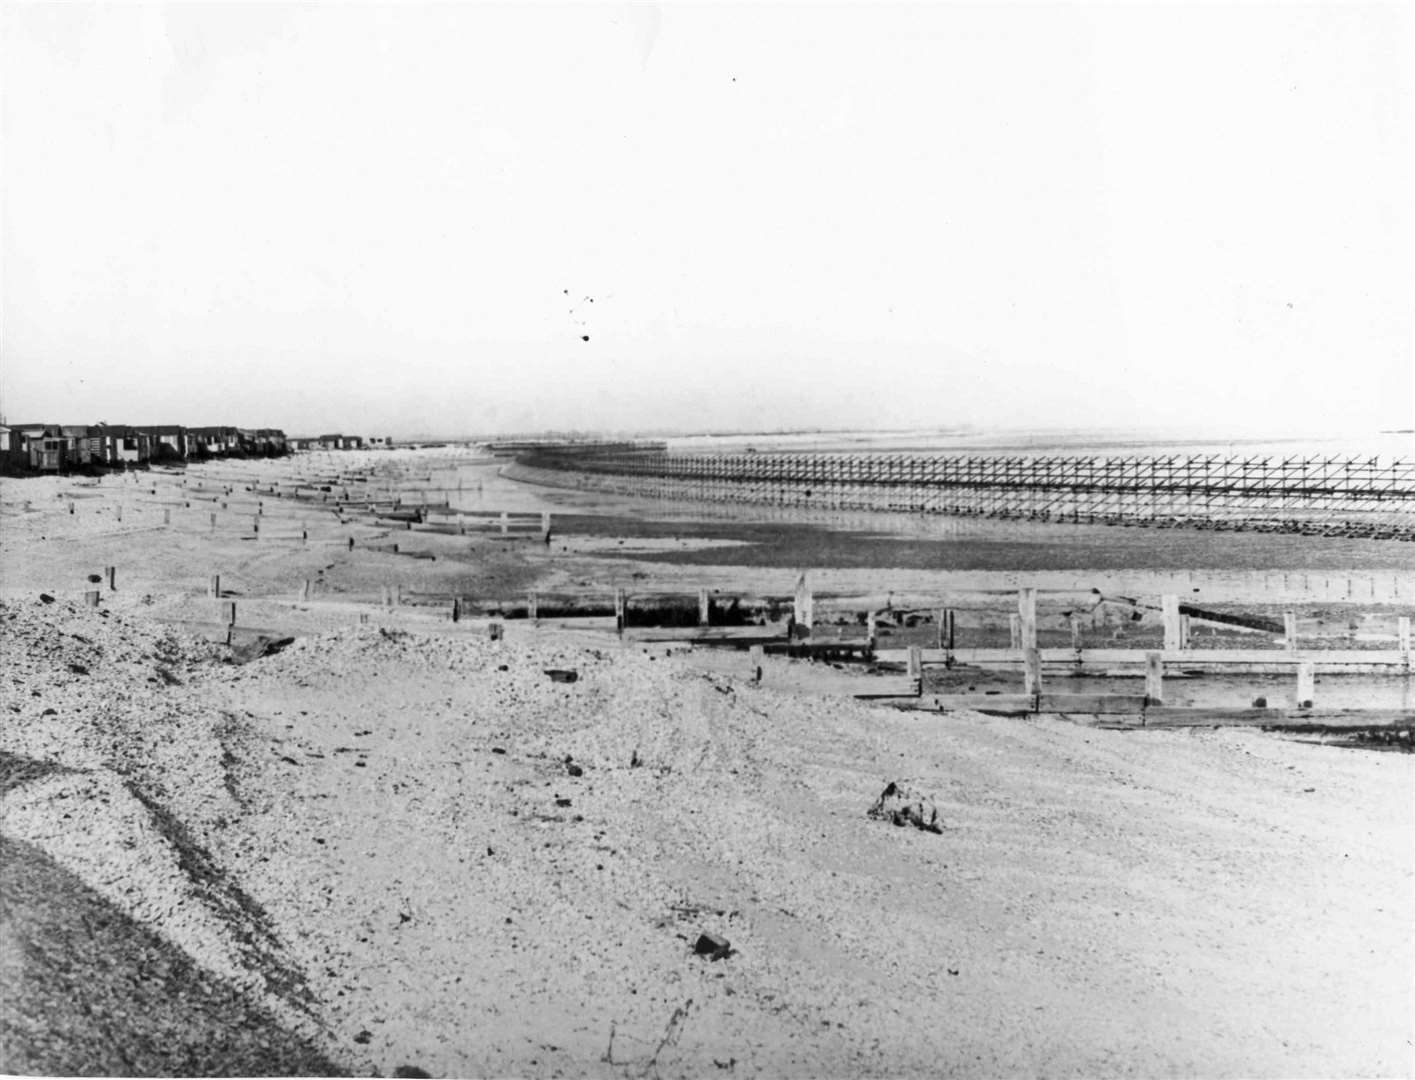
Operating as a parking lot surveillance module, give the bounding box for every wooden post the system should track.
[223,600,237,626]
[1179,614,1191,650]
[381,585,391,609]
[488,622,503,641]
[302,526,308,544]
[1161,594,1181,652]
[935,609,946,651]
[300,579,311,602]
[1283,612,1298,651]
[104,566,116,591]
[252,515,260,535]
[866,611,878,649]
[527,592,538,622]
[163,508,171,526]
[209,574,221,599]
[947,609,956,653]
[1398,617,1411,665]
[68,501,75,515]
[1023,647,1042,699]
[698,588,710,626]
[749,644,763,683]
[541,511,552,538]
[84,590,100,608]
[907,646,923,694]
[614,588,626,634]
[1070,616,1082,654]
[394,584,402,607]
[451,598,461,623]
[1016,588,1037,652]
[115,505,123,522]
[500,511,509,536]
[1008,614,1021,651]
[1144,651,1163,705]
[1296,662,1315,709]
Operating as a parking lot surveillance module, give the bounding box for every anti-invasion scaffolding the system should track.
[515,449,1415,539]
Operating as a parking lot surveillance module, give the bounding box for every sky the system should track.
[2,1,1411,440]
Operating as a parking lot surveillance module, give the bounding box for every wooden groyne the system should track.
[507,449,1415,540]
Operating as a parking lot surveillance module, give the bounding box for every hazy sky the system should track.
[2,2,1411,438]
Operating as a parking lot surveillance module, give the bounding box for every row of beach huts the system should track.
[0,423,393,475]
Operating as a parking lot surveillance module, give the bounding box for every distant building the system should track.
[141,425,188,461]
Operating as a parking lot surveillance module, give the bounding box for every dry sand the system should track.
[2,451,1413,1078]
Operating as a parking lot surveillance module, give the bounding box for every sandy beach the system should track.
[2,449,1412,1078]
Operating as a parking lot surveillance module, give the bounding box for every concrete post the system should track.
[1161,594,1181,653]
[793,575,813,629]
[1145,651,1164,705]
[1023,647,1042,698]
[1017,588,1037,652]
[1296,662,1315,709]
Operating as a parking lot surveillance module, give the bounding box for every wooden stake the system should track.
[223,600,237,626]
[1144,651,1163,705]
[209,574,221,599]
[614,588,626,634]
[749,644,763,683]
[907,645,923,694]
[300,579,311,602]
[698,588,710,626]
[105,566,116,591]
[1283,612,1297,651]
[1008,614,1021,651]
[527,592,538,621]
[1398,616,1411,663]
[500,511,509,536]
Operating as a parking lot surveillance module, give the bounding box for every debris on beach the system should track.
[693,932,732,960]
[868,780,944,834]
